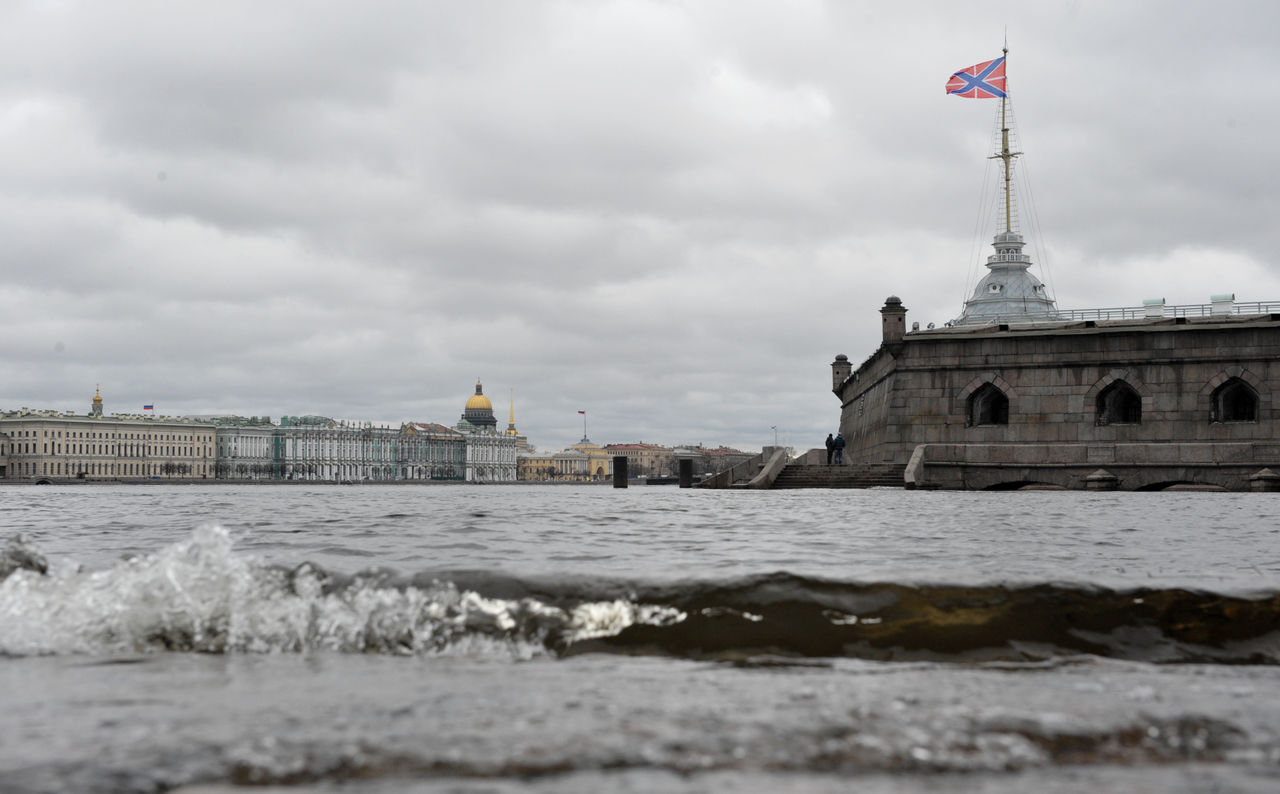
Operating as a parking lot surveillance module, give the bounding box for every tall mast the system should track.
[954,41,1058,326]
[1001,95,1009,231]
[990,45,1020,233]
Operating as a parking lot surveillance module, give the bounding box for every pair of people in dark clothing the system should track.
[824,432,845,464]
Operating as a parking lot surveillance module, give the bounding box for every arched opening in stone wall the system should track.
[1212,378,1258,422]
[1096,381,1142,425]
[967,383,1009,426]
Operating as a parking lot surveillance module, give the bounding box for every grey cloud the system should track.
[3,0,1279,454]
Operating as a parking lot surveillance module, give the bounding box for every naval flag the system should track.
[945,56,1006,99]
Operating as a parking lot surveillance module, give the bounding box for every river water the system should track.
[1,484,1278,793]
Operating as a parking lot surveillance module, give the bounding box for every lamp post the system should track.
[771,426,778,446]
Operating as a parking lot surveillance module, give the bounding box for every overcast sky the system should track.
[3,1,1278,453]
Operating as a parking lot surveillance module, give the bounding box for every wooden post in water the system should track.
[613,456,628,488]
[678,458,693,488]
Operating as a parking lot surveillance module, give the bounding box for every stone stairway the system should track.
[717,459,774,489]
[769,463,906,489]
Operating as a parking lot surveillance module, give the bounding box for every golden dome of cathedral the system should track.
[461,381,498,429]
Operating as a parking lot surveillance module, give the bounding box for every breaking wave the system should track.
[2,527,1277,663]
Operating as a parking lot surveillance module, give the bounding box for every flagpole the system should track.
[993,43,1019,234]
[1000,45,1010,233]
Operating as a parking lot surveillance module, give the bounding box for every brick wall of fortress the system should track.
[835,316,1280,465]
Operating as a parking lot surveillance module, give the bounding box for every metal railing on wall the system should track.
[946,300,1280,327]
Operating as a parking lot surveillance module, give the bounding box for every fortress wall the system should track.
[837,317,1280,468]
[838,348,902,463]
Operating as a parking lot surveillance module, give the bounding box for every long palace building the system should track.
[0,384,513,483]
[267,416,468,482]
[0,389,215,481]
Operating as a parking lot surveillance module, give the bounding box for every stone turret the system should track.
[831,354,851,392]
[881,296,907,343]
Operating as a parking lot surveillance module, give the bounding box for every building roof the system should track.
[0,409,212,426]
[698,446,751,457]
[412,422,464,437]
[604,442,671,451]
[953,231,1057,325]
[917,308,1280,339]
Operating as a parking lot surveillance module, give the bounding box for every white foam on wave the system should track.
[0,524,247,655]
[568,600,687,641]
[0,526,683,657]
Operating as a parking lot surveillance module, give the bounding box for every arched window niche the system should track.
[1096,381,1142,425]
[1212,378,1259,423]
[967,383,1009,427]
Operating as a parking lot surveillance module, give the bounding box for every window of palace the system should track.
[1212,378,1259,423]
[967,383,1009,426]
[1096,381,1142,425]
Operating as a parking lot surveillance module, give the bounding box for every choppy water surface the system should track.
[2,484,1279,793]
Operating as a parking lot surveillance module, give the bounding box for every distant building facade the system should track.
[272,416,466,481]
[674,445,755,478]
[604,442,674,477]
[0,390,215,481]
[569,439,612,480]
[518,440,612,482]
[399,423,468,481]
[517,451,555,481]
[213,417,276,480]
[551,449,590,480]
[455,381,517,482]
[0,387,754,487]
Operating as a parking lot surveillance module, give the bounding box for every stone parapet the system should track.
[906,442,1280,491]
